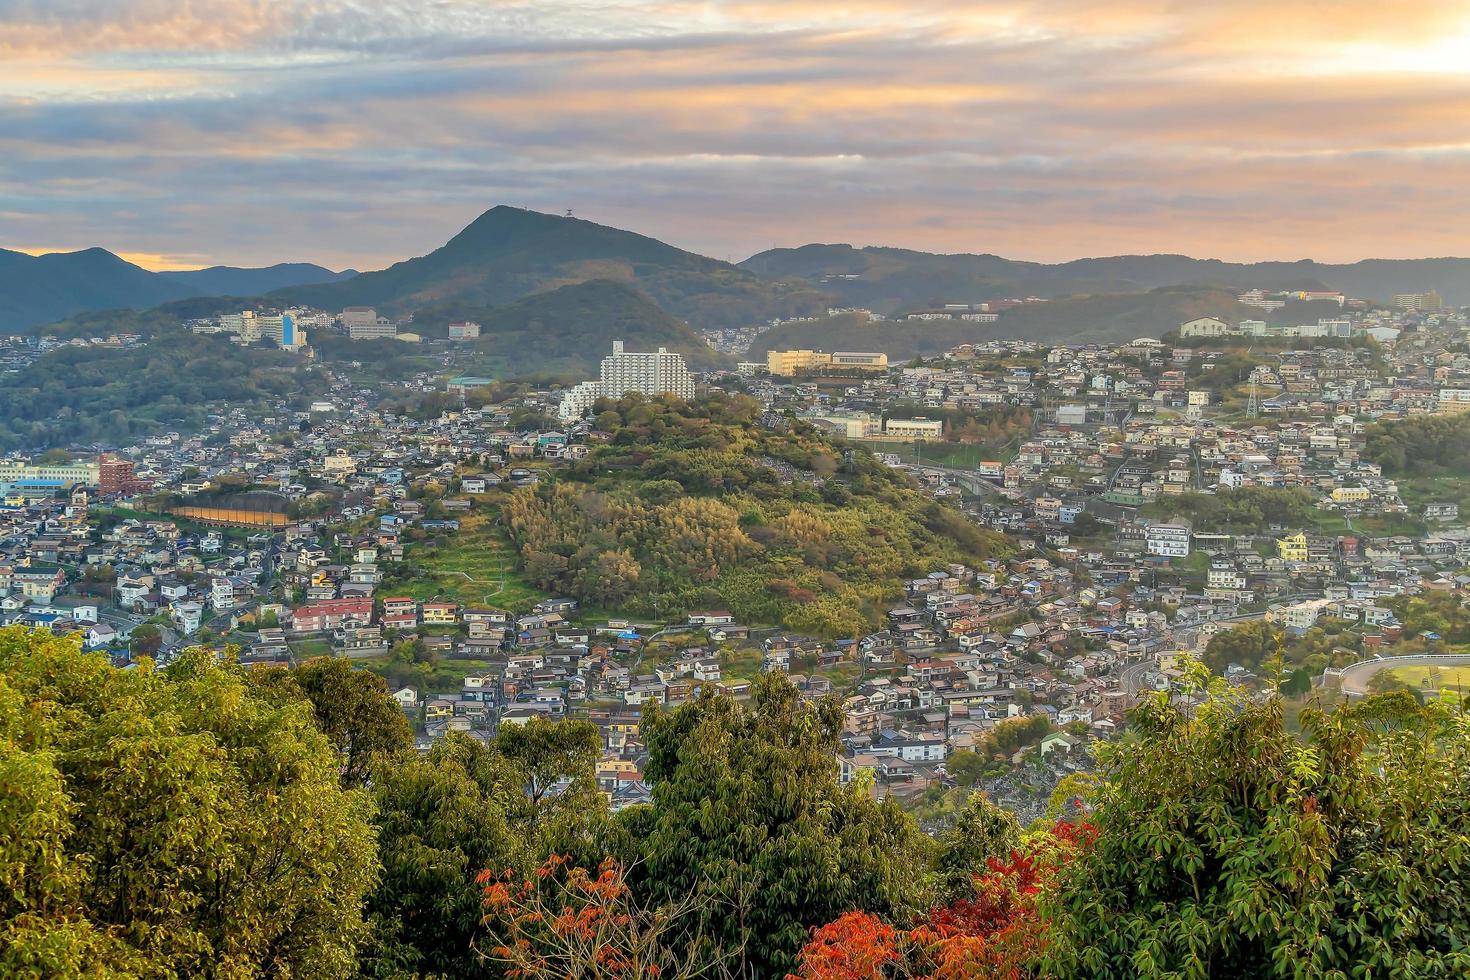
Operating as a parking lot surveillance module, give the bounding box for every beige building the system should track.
[1437,389,1470,415]
[767,349,831,376]
[766,349,887,376]
[883,418,944,441]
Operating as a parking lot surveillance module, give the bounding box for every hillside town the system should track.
[4,296,1470,819]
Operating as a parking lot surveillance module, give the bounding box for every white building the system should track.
[1144,523,1191,558]
[558,341,696,420]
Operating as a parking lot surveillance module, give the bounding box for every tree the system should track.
[493,717,603,833]
[932,794,1022,904]
[794,820,1095,980]
[358,735,524,979]
[635,674,927,976]
[0,629,377,979]
[128,623,162,658]
[258,657,414,788]
[1044,670,1470,977]
[478,855,729,979]
[944,749,988,787]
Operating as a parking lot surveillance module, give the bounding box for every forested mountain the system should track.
[161,262,356,297]
[5,628,1468,979]
[271,206,829,329]
[0,247,352,331]
[741,243,1470,309]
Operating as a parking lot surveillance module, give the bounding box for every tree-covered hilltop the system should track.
[1366,411,1470,476]
[407,278,730,375]
[745,285,1270,356]
[0,328,328,451]
[503,392,1011,636]
[5,630,1469,979]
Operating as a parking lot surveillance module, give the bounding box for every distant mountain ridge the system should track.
[740,244,1470,310]
[270,205,829,329]
[10,208,1468,339]
[0,247,354,332]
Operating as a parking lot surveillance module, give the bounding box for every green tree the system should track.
[0,629,377,979]
[358,735,524,980]
[634,673,927,976]
[931,792,1022,903]
[492,717,603,834]
[258,657,414,788]
[1045,669,1470,977]
[128,623,162,658]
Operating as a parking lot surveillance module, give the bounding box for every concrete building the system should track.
[558,341,697,420]
[767,349,887,375]
[1179,316,1230,338]
[883,418,945,441]
[0,459,100,486]
[343,307,397,339]
[1144,523,1191,558]
[767,349,832,376]
[1394,290,1443,312]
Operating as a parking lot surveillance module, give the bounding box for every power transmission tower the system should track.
[1246,376,1259,418]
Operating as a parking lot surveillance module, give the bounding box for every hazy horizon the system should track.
[9,203,1470,276]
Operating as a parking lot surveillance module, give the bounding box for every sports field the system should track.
[1381,664,1470,693]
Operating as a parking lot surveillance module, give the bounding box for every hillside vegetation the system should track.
[748,285,1264,355]
[502,393,1010,636]
[410,278,728,376]
[0,248,350,332]
[0,328,327,451]
[742,242,1470,308]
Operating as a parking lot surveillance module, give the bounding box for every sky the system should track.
[3,1,1470,272]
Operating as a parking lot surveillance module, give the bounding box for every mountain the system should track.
[271,206,828,329]
[159,263,356,298]
[0,248,189,332]
[746,284,1280,358]
[0,247,356,332]
[741,245,1470,309]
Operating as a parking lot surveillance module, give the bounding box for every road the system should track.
[911,464,1005,498]
[1120,659,1159,698]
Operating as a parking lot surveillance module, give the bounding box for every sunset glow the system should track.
[3,1,1469,269]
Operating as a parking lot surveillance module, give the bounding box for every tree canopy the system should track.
[0,628,376,979]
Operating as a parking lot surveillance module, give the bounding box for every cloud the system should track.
[1,1,1469,268]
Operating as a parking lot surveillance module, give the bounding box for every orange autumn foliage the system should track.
[791,820,1096,980]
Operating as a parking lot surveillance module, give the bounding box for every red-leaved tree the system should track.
[478,854,731,979]
[791,820,1097,980]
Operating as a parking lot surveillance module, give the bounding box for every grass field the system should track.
[1382,664,1470,694]
[289,638,333,659]
[857,440,1007,468]
[394,508,544,612]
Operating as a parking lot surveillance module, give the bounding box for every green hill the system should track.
[501,392,1011,636]
[273,205,828,330]
[748,285,1267,357]
[0,328,328,451]
[406,278,728,377]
